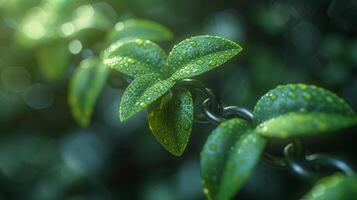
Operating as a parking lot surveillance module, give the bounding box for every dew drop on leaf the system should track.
[209,60,217,66]
[197,59,205,65]
[190,40,197,47]
[209,143,217,151]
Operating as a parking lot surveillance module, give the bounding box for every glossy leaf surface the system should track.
[167,35,242,80]
[119,73,174,121]
[254,84,357,138]
[302,173,357,200]
[201,119,266,200]
[103,38,168,78]
[68,58,108,127]
[148,89,193,156]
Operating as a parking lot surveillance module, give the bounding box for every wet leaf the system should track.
[201,118,266,200]
[107,19,173,43]
[253,84,357,138]
[119,73,175,121]
[302,173,357,200]
[103,38,168,78]
[68,58,108,127]
[167,35,242,80]
[147,89,193,156]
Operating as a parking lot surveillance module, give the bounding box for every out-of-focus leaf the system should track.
[68,57,108,127]
[59,4,113,39]
[16,2,112,47]
[253,84,357,138]
[302,173,357,200]
[107,19,173,43]
[201,118,266,200]
[16,5,60,46]
[119,73,174,121]
[167,35,242,80]
[147,89,193,156]
[103,38,168,78]
[37,43,70,81]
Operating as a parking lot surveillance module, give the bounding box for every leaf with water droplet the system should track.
[200,118,266,200]
[68,57,108,127]
[107,19,173,43]
[253,84,357,138]
[103,38,168,78]
[147,89,193,156]
[167,35,242,80]
[119,73,175,121]
[302,173,357,200]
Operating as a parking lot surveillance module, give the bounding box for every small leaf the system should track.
[302,173,357,200]
[68,57,108,127]
[119,73,174,121]
[103,38,168,78]
[201,119,266,200]
[254,84,357,138]
[167,35,242,80]
[107,19,173,43]
[147,89,193,156]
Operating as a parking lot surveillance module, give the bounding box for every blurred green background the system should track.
[0,0,357,199]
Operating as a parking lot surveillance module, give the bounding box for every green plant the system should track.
[68,20,357,200]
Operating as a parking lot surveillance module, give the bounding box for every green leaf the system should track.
[107,19,173,43]
[37,43,70,81]
[201,118,266,200]
[147,89,193,156]
[302,173,357,200]
[119,73,175,121]
[256,112,357,138]
[68,57,108,127]
[253,84,357,138]
[167,35,242,80]
[103,38,168,78]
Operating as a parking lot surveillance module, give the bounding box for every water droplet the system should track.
[303,92,312,100]
[289,92,297,99]
[128,58,135,64]
[219,54,227,59]
[203,188,209,195]
[277,85,284,90]
[209,144,217,151]
[326,96,334,103]
[299,108,307,112]
[197,59,205,65]
[299,84,308,90]
[190,40,197,47]
[269,93,277,101]
[135,39,144,45]
[288,84,297,90]
[209,60,217,66]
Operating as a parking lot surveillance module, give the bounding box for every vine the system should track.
[68,19,357,200]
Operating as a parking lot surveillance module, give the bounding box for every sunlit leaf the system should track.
[103,38,168,78]
[37,42,70,81]
[147,89,193,156]
[119,73,175,121]
[201,118,266,200]
[107,19,173,43]
[302,173,357,200]
[167,35,242,80]
[68,57,108,127]
[253,84,357,138]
